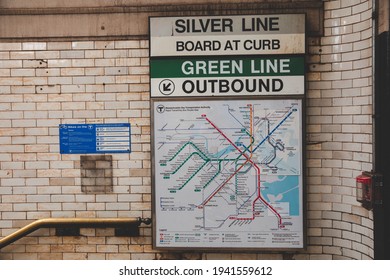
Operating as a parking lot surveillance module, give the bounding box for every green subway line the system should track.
[177,160,210,190]
[167,128,255,191]
[168,141,208,162]
[170,152,207,175]
[203,160,222,190]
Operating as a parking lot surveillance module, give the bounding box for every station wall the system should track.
[0,0,374,259]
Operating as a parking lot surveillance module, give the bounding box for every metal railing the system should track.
[0,217,152,250]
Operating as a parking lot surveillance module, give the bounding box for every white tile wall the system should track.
[306,0,374,260]
[0,0,374,260]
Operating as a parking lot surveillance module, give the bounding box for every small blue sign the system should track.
[59,123,131,154]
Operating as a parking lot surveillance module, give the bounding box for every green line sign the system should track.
[151,56,305,97]
[151,56,304,78]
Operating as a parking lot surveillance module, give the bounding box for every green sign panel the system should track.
[150,56,305,97]
[151,56,304,78]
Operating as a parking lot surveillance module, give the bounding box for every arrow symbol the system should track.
[159,79,175,95]
[163,83,171,92]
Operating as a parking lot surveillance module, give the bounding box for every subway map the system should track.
[153,99,303,249]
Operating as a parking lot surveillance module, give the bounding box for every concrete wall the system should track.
[0,0,375,259]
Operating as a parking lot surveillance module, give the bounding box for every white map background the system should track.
[153,99,303,248]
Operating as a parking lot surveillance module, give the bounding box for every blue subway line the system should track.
[252,110,294,153]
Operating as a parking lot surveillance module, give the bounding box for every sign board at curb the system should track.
[150,14,305,57]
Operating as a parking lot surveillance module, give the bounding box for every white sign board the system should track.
[150,14,306,250]
[150,14,305,56]
[150,56,305,98]
[152,99,304,249]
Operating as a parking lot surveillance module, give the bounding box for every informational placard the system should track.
[150,13,305,250]
[150,14,305,57]
[59,123,131,154]
[150,56,305,98]
[152,99,303,249]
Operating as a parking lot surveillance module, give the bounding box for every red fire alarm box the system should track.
[356,173,372,203]
[356,171,383,210]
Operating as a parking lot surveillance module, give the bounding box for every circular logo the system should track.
[156,104,165,113]
[159,79,175,96]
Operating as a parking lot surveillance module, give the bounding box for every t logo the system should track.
[156,104,165,113]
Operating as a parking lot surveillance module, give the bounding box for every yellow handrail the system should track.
[0,217,151,250]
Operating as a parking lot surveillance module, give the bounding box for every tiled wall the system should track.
[302,0,374,259]
[0,41,154,260]
[0,0,375,259]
